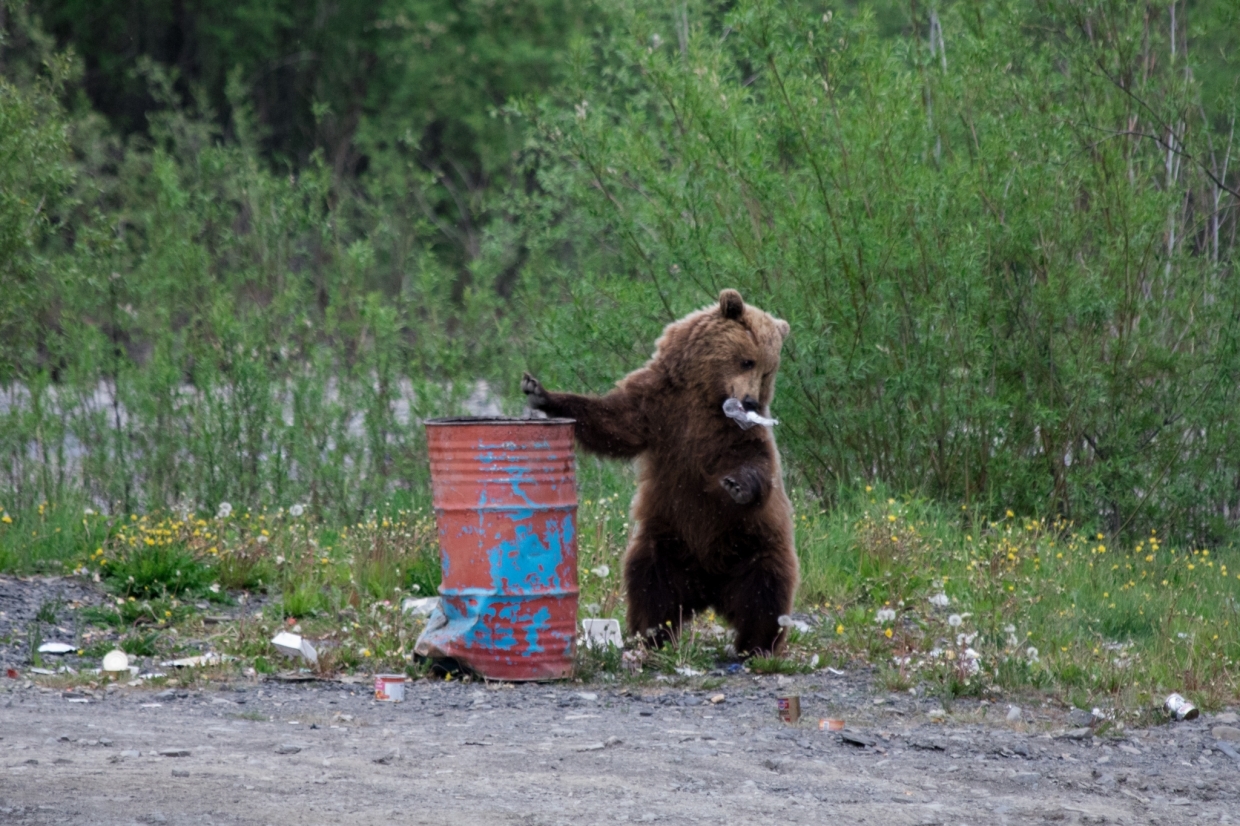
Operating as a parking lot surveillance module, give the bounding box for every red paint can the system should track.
[416,417,579,681]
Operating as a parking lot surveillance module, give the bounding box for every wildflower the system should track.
[875,608,896,623]
[929,593,950,608]
[209,583,220,593]
[836,624,844,635]
[884,628,893,639]
[1025,646,1039,663]
[0,515,10,524]
[217,502,233,519]
[590,564,611,578]
[275,555,285,565]
[948,614,963,627]
[257,535,269,545]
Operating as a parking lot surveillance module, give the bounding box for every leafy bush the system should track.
[521,0,1240,542]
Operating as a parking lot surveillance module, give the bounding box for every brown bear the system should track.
[521,289,798,655]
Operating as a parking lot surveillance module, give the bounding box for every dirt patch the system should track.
[3,668,1238,825]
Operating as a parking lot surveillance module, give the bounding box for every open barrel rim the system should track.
[426,416,576,426]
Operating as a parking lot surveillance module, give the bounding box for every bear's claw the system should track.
[521,371,549,409]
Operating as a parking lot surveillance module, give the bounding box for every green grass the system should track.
[0,502,113,573]
[6,472,1239,715]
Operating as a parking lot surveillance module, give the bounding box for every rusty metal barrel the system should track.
[415,417,578,680]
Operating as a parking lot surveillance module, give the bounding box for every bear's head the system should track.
[655,288,790,417]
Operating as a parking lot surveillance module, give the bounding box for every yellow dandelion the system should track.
[884,628,893,639]
[836,624,844,635]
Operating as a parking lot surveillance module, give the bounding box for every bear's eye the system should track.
[740,359,756,371]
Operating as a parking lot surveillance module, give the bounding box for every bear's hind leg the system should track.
[718,554,796,656]
[623,528,710,649]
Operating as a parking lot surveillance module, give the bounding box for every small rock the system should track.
[574,742,606,752]
[1216,712,1239,725]
[1068,709,1094,727]
[1057,728,1092,741]
[576,692,598,702]
[373,750,399,765]
[121,750,141,758]
[171,770,189,778]
[1007,706,1022,722]
[275,744,302,755]
[1211,726,1240,742]
[840,730,876,748]
[157,748,190,757]
[1118,744,1142,756]
[709,694,726,705]
[604,736,623,747]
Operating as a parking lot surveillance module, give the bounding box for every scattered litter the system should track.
[777,695,801,724]
[825,667,845,676]
[722,397,778,429]
[674,666,703,677]
[67,698,89,704]
[275,744,302,755]
[724,663,744,675]
[271,632,318,664]
[373,673,406,702]
[1165,693,1199,721]
[574,742,606,752]
[121,750,141,758]
[581,618,623,649]
[1006,705,1022,722]
[401,596,440,617]
[709,694,726,705]
[840,729,876,748]
[809,654,819,669]
[576,692,598,701]
[161,654,234,668]
[139,672,167,680]
[37,642,75,655]
[777,615,810,634]
[927,709,946,722]
[140,703,163,709]
[102,650,129,673]
[158,748,190,757]
[5,668,17,678]
[820,718,845,732]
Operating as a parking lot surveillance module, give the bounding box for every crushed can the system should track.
[374,674,406,702]
[1164,692,1199,721]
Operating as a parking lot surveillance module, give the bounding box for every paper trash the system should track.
[581,618,623,649]
[271,631,318,664]
[401,596,441,617]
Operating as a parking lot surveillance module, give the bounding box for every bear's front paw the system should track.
[721,475,754,505]
[521,371,549,410]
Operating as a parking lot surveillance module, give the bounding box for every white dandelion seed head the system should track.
[929,593,950,608]
[1026,646,1040,662]
[256,534,269,545]
[590,564,610,579]
[875,608,896,623]
[216,502,233,519]
[289,503,305,518]
[947,613,963,627]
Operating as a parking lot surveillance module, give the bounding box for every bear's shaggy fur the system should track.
[522,289,798,655]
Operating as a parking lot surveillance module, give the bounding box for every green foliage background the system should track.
[1,0,1238,542]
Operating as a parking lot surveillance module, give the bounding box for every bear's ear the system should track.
[719,289,745,320]
[775,319,790,340]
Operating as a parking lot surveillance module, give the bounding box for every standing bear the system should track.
[521,289,798,655]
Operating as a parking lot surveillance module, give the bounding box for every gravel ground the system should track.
[2,578,1239,825]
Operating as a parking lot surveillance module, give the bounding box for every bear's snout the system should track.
[741,395,761,413]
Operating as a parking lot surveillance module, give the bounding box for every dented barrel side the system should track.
[417,417,578,681]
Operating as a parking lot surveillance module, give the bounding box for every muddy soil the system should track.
[2,578,1239,825]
